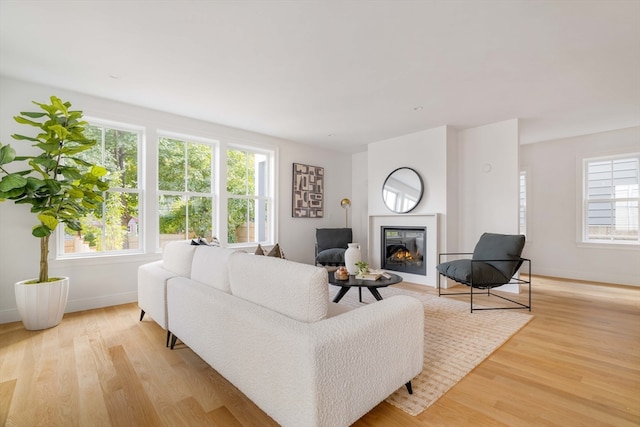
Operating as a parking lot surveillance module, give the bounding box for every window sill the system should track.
[577,241,640,251]
[51,251,161,268]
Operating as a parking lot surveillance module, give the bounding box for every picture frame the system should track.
[292,163,324,218]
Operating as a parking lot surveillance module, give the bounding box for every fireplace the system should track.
[381,226,426,275]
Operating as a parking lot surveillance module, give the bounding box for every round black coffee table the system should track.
[329,272,403,303]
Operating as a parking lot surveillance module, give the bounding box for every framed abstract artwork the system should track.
[292,163,324,218]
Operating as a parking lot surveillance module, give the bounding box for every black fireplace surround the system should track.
[381,226,426,275]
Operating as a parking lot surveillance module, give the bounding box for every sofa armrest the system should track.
[309,295,424,424]
[137,260,178,329]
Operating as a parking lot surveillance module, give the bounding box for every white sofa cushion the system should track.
[190,246,239,292]
[228,251,329,323]
[162,241,197,277]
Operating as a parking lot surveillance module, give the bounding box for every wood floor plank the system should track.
[175,396,219,427]
[208,405,244,427]
[0,379,17,426]
[0,275,638,426]
[106,345,163,426]
[74,335,111,426]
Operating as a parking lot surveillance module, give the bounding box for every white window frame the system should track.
[156,131,218,248]
[519,170,527,237]
[225,143,276,247]
[56,118,144,259]
[582,153,640,245]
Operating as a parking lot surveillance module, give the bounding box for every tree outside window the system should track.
[158,136,214,245]
[62,123,141,255]
[227,148,270,244]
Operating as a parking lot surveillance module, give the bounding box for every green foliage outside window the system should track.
[227,149,256,243]
[158,137,213,241]
[64,124,140,253]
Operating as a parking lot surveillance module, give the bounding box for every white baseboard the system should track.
[0,291,138,325]
[533,268,640,287]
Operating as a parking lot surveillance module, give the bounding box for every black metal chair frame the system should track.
[437,252,532,313]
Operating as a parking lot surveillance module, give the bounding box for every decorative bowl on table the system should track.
[334,267,349,280]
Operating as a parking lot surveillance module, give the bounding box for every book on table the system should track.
[355,269,391,281]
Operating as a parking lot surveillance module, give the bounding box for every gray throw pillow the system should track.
[316,248,346,265]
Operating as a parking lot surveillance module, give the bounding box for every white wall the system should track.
[364,120,522,289]
[368,126,449,217]
[351,151,369,260]
[457,119,520,250]
[366,126,450,286]
[520,126,640,286]
[0,77,351,323]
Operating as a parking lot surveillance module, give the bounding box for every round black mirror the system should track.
[382,167,424,213]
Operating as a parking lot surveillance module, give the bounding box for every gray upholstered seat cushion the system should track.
[436,259,509,286]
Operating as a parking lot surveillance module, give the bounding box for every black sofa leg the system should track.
[170,334,178,350]
[139,309,145,321]
[405,381,413,394]
[166,330,171,347]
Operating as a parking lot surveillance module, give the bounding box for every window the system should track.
[60,121,142,256]
[519,171,527,236]
[158,135,215,245]
[583,154,639,244]
[227,147,273,245]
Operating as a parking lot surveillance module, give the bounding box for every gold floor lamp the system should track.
[340,198,351,227]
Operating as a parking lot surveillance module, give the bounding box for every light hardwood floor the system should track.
[1,276,639,426]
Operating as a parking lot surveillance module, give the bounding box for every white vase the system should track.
[344,243,362,275]
[15,277,69,330]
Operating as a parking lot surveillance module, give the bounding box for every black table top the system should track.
[329,272,403,288]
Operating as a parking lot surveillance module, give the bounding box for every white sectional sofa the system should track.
[138,241,424,427]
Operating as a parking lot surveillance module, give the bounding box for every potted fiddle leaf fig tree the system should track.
[0,96,109,330]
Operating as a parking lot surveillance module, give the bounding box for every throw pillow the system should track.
[267,243,285,259]
[255,244,265,255]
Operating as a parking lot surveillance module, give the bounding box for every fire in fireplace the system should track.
[381,226,426,275]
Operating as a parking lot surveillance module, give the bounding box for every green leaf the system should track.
[11,134,40,142]
[49,124,69,140]
[0,174,28,191]
[0,145,16,165]
[35,141,60,154]
[38,213,59,230]
[32,157,57,170]
[59,167,82,180]
[20,112,47,119]
[91,165,108,177]
[32,225,52,238]
[25,177,45,191]
[44,179,62,194]
[68,188,83,198]
[70,157,92,167]
[50,96,68,116]
[14,116,42,127]
[65,219,82,231]
[0,187,27,199]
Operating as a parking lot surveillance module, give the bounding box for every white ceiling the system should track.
[1,1,639,153]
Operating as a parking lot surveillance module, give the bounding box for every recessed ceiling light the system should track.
[108,73,121,79]
[328,133,335,137]
[413,106,423,111]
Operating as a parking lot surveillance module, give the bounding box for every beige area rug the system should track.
[329,285,534,416]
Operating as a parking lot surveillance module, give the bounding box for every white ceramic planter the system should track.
[15,277,69,330]
[344,243,362,275]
